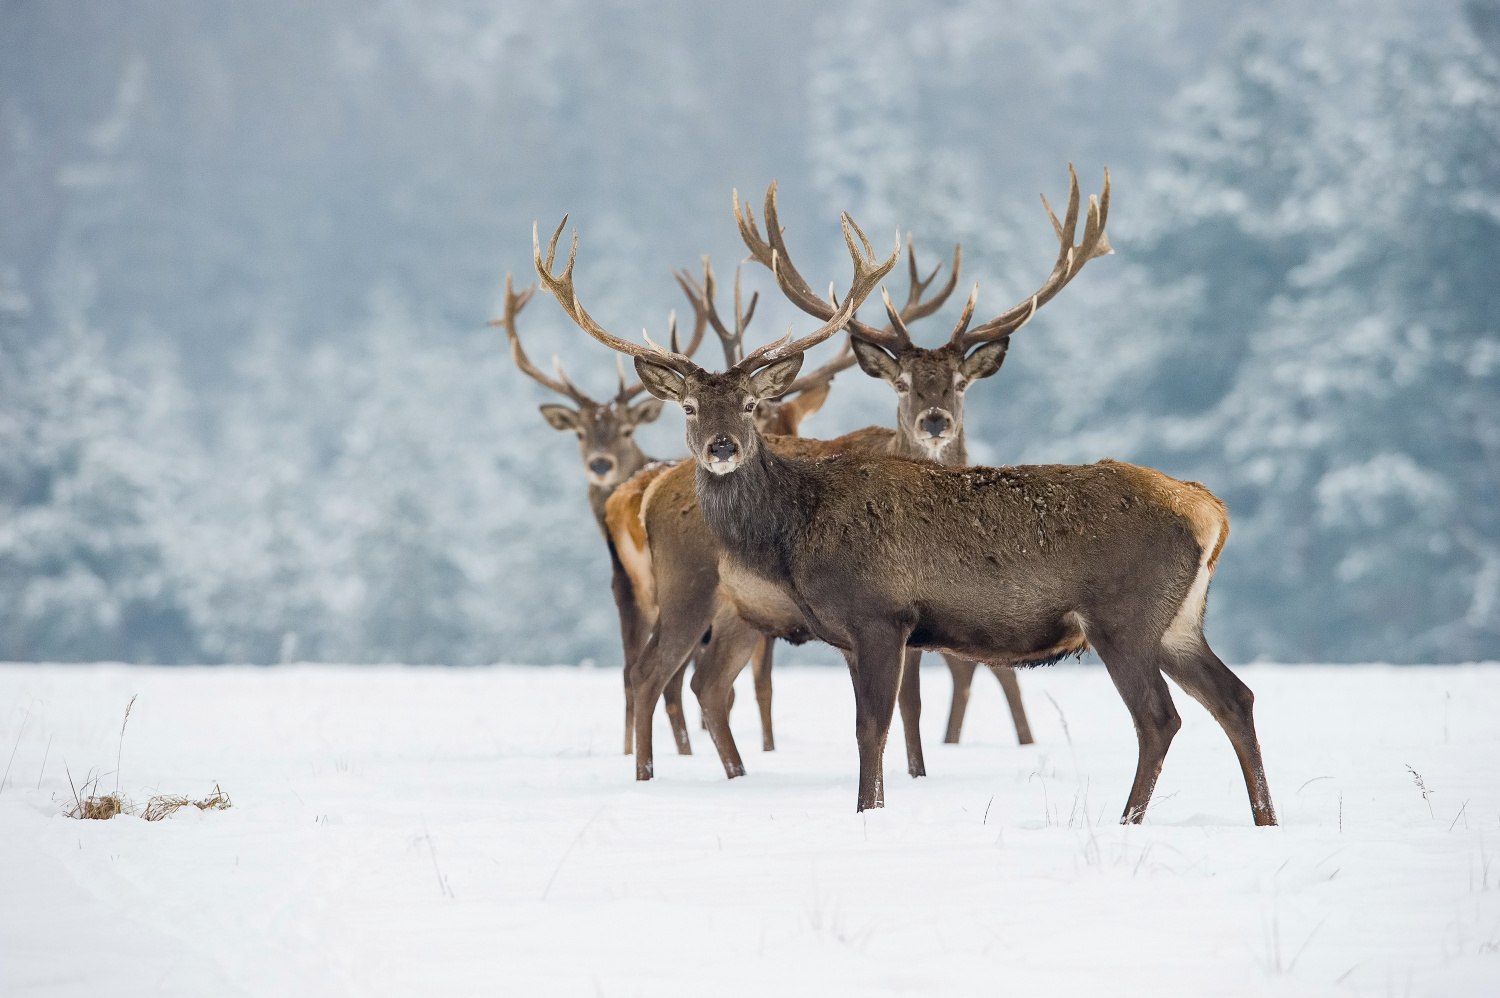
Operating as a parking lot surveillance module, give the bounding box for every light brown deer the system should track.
[541,170,1278,825]
[489,271,707,753]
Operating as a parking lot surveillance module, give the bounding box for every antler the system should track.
[488,272,596,405]
[737,212,899,372]
[777,335,855,398]
[533,218,699,376]
[953,164,1112,350]
[735,182,961,352]
[674,257,759,367]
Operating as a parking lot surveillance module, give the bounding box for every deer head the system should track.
[489,272,703,490]
[532,211,898,476]
[736,166,1112,463]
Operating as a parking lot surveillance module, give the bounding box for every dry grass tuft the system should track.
[63,765,129,820]
[140,784,233,822]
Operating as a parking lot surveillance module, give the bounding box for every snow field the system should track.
[0,662,1497,996]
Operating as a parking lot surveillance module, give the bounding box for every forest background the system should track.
[1,0,1497,666]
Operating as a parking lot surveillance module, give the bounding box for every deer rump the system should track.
[611,443,1226,669]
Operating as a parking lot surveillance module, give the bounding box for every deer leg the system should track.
[987,663,1034,745]
[663,665,691,755]
[608,552,649,756]
[1091,631,1181,824]
[846,627,907,812]
[1159,641,1277,826]
[940,655,979,744]
[631,615,713,782]
[622,660,635,755]
[695,610,764,779]
[897,647,926,778]
[751,635,776,751]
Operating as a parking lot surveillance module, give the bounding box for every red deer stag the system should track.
[539,171,1279,825]
[666,258,859,749]
[603,233,1002,780]
[489,271,707,754]
[737,182,1039,747]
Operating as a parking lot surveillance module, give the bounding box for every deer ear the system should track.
[960,338,1010,381]
[784,381,832,427]
[851,338,901,382]
[749,355,804,399]
[628,397,664,425]
[538,404,581,431]
[633,357,686,402]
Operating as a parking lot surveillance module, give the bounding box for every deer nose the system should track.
[588,457,614,477]
[708,436,739,462]
[920,411,951,438]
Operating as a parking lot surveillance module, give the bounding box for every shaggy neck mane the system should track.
[695,442,814,580]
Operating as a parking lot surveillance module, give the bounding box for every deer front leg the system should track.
[694,609,764,779]
[897,647,925,777]
[846,627,907,811]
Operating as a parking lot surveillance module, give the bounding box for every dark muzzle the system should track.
[588,457,614,476]
[920,412,951,438]
[708,436,739,462]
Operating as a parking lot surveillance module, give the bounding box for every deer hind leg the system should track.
[751,635,776,751]
[897,648,926,778]
[1159,640,1277,826]
[941,655,978,744]
[1090,630,1182,824]
[622,660,635,755]
[988,663,1035,745]
[693,610,764,779]
[845,626,908,812]
[663,665,691,755]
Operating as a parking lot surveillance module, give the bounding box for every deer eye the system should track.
[954,378,969,392]
[894,380,910,394]
[744,400,757,413]
[682,404,697,417]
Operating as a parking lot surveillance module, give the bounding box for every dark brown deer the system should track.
[489,271,707,754]
[603,233,1000,780]
[541,172,1278,826]
[737,183,1036,748]
[664,258,861,749]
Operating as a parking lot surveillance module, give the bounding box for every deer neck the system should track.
[695,443,812,580]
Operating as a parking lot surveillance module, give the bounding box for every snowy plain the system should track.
[0,661,1496,997]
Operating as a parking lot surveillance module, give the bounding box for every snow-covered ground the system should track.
[0,661,1496,996]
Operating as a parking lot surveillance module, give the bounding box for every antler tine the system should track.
[489,271,594,405]
[738,212,900,371]
[879,286,915,347]
[533,219,697,374]
[737,184,960,354]
[778,335,856,398]
[959,165,1113,350]
[899,241,962,324]
[946,283,980,346]
[733,267,759,340]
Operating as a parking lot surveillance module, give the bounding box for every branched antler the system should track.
[533,218,699,376]
[488,273,595,404]
[674,258,759,367]
[537,213,896,376]
[735,182,961,352]
[953,164,1111,350]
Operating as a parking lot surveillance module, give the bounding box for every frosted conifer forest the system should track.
[2,0,1500,994]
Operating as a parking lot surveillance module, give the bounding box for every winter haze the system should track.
[1,0,1497,665]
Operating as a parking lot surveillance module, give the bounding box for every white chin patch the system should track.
[705,458,741,475]
[921,436,951,454]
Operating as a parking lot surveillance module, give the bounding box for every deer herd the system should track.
[493,166,1277,825]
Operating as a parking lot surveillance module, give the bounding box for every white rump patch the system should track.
[1161,523,1219,656]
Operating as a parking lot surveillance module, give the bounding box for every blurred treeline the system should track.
[0,0,1496,663]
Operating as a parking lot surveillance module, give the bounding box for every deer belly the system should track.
[718,561,811,642]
